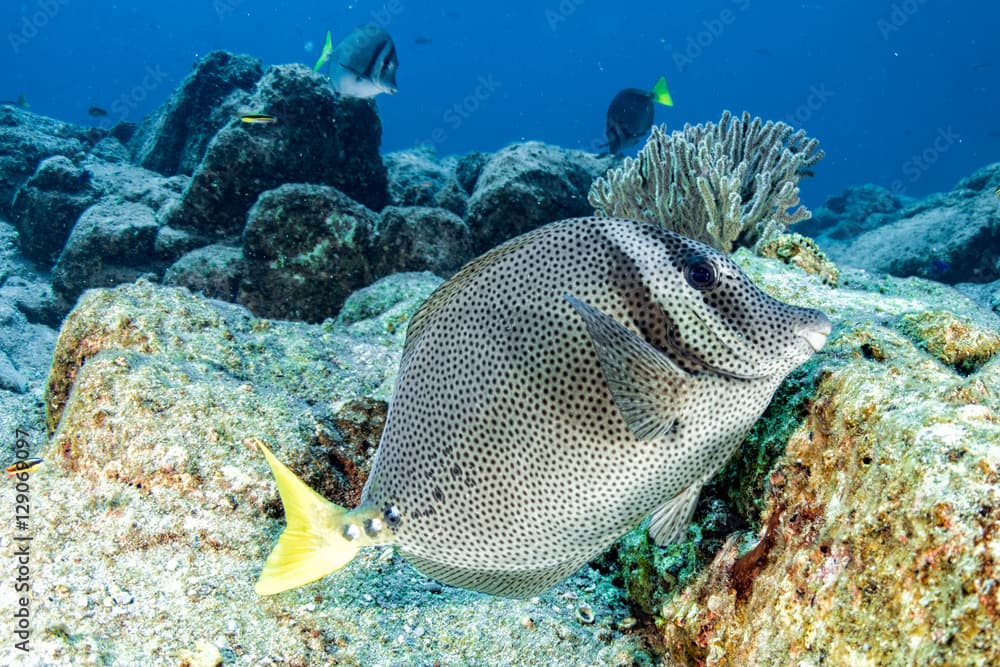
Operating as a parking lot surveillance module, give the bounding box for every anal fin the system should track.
[648,481,702,546]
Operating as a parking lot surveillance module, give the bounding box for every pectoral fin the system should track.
[564,294,689,440]
[648,481,702,546]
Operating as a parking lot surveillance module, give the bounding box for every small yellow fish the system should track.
[994,185,1000,197]
[6,457,42,477]
[239,114,278,125]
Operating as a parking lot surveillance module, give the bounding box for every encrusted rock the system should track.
[130,51,263,176]
[0,105,102,217]
[798,183,908,240]
[466,142,616,253]
[164,244,244,302]
[815,163,1000,284]
[165,64,388,238]
[618,256,1000,666]
[455,151,489,194]
[11,156,100,265]
[372,206,473,278]
[238,184,375,322]
[384,147,468,217]
[51,199,163,307]
[759,232,840,287]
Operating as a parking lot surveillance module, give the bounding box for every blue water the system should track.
[2,0,996,205]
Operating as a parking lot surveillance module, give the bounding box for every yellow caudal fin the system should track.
[313,30,334,72]
[255,442,360,595]
[651,76,673,106]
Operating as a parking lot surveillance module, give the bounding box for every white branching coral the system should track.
[588,110,824,253]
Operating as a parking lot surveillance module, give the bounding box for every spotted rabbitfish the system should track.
[256,216,831,598]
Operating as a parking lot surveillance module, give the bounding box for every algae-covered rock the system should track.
[130,50,263,176]
[465,142,617,253]
[372,205,473,278]
[10,156,99,265]
[383,146,469,217]
[163,243,244,302]
[0,105,103,217]
[50,198,163,307]
[898,309,1000,373]
[165,63,388,237]
[237,183,377,323]
[758,232,840,287]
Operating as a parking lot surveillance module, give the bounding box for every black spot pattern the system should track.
[358,217,828,597]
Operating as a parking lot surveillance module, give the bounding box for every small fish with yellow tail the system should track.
[238,113,278,125]
[6,457,42,477]
[255,216,831,598]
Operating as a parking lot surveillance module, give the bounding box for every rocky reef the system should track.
[1,49,999,666]
[807,163,1000,315]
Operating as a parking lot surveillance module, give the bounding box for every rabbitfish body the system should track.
[256,216,831,598]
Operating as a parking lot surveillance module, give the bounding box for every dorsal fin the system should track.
[401,223,569,369]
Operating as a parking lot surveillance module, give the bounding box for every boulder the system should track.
[130,51,263,176]
[372,206,473,278]
[384,147,468,217]
[465,142,617,252]
[0,105,102,216]
[165,64,388,238]
[797,183,909,240]
[238,184,376,322]
[0,219,58,446]
[10,156,101,265]
[454,150,489,194]
[816,163,1000,284]
[51,199,163,307]
[11,154,188,268]
[163,243,244,302]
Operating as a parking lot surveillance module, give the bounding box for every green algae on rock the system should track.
[898,309,1000,374]
[758,232,840,287]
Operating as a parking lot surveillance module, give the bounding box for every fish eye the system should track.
[684,257,719,291]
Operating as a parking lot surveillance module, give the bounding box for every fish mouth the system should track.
[798,313,832,352]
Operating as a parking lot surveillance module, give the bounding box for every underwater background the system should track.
[2,0,996,201]
[2,1,1000,665]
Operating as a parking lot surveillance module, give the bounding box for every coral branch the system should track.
[588,111,825,253]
